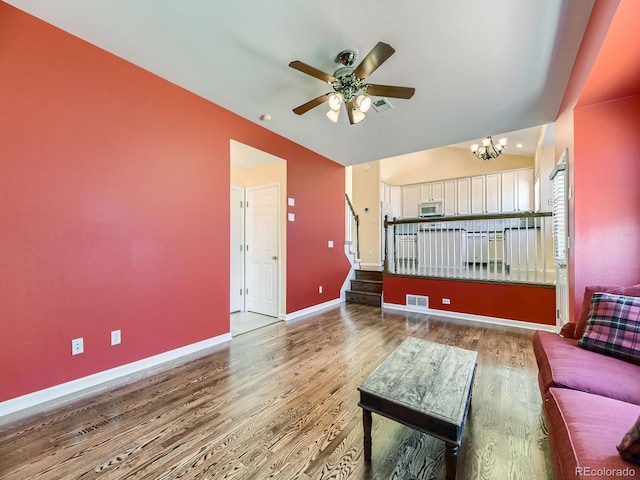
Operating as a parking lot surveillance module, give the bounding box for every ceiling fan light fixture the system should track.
[352,108,366,124]
[356,95,372,113]
[289,42,415,126]
[326,108,340,123]
[328,93,343,111]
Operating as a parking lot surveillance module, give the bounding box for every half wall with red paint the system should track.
[383,276,556,325]
[0,4,350,403]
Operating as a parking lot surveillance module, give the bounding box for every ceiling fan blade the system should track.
[346,100,356,125]
[292,93,332,115]
[289,61,336,83]
[366,84,416,99]
[353,42,395,79]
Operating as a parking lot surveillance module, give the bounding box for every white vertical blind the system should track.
[551,166,567,261]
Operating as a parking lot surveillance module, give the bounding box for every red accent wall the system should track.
[0,4,349,402]
[572,95,640,314]
[383,276,556,325]
[555,0,640,320]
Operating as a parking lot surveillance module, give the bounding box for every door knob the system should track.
[272,256,278,260]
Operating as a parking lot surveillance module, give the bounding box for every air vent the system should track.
[372,98,393,113]
[406,294,428,310]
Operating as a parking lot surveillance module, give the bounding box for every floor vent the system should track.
[406,294,428,310]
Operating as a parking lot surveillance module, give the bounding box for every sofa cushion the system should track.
[618,416,640,464]
[545,387,640,480]
[579,293,640,365]
[559,321,576,339]
[575,284,640,339]
[533,330,640,405]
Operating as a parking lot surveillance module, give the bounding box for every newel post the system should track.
[383,215,389,273]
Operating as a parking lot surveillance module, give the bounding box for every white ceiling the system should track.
[7,0,594,166]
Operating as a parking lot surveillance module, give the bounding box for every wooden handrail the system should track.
[385,211,552,226]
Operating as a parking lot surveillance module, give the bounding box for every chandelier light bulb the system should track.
[470,144,479,153]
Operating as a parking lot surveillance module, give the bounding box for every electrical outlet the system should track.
[328,240,334,248]
[111,330,121,346]
[72,338,84,355]
[442,298,451,305]
[319,285,323,294]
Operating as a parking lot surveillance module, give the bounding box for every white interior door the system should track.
[246,184,279,317]
[550,150,569,329]
[230,186,244,313]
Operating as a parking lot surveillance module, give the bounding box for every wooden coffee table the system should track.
[358,337,477,480]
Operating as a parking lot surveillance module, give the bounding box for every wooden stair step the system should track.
[354,269,383,281]
[346,290,382,307]
[350,279,383,294]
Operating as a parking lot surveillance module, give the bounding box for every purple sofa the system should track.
[534,284,640,479]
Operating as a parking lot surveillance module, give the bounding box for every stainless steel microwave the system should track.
[419,201,444,217]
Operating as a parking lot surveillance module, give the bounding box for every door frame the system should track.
[230,185,245,313]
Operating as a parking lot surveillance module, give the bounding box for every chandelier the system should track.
[470,136,507,160]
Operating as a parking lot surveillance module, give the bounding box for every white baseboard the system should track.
[286,298,342,322]
[0,333,232,426]
[382,302,558,333]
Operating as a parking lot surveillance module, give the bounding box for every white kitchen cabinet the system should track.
[444,179,457,216]
[471,176,485,214]
[501,168,533,212]
[485,173,501,213]
[420,181,444,202]
[394,168,532,218]
[402,185,420,217]
[389,186,402,218]
[501,171,517,212]
[467,232,488,263]
[457,177,471,215]
[517,169,533,211]
[488,232,504,262]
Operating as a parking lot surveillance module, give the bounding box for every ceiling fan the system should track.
[289,42,415,125]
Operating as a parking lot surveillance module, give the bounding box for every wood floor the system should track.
[0,304,554,480]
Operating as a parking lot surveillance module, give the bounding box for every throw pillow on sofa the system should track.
[578,293,640,365]
[618,415,640,464]
[574,284,640,339]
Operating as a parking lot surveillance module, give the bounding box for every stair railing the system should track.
[345,194,360,260]
[383,211,553,284]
